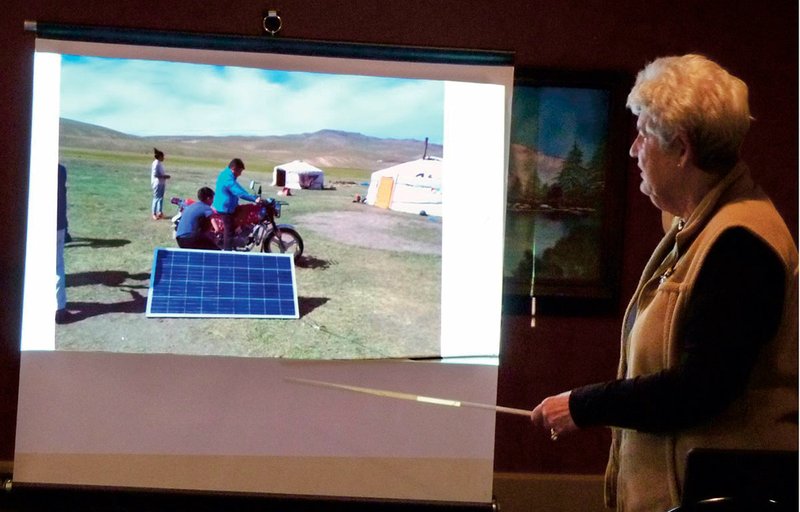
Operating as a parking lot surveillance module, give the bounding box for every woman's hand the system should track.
[531,390,577,439]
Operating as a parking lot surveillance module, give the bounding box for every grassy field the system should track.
[57,147,442,359]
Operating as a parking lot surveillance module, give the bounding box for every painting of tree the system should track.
[504,71,628,305]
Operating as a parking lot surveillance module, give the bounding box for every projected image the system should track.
[55,55,445,359]
[19,36,510,505]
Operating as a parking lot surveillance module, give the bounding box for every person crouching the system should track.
[176,187,219,250]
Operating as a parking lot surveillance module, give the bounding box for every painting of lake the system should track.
[504,82,614,298]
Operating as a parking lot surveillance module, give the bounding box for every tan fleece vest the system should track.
[605,163,798,512]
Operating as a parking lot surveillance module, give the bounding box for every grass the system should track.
[57,147,442,359]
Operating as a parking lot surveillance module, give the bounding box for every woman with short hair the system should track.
[531,54,798,512]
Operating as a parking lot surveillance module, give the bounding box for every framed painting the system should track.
[503,69,631,313]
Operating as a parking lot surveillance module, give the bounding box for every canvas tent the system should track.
[271,160,325,190]
[365,158,442,217]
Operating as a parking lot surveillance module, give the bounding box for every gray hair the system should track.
[627,54,751,174]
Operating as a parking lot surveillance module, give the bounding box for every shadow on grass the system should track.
[298,296,329,316]
[66,236,131,249]
[67,270,150,288]
[62,289,146,323]
[295,255,331,270]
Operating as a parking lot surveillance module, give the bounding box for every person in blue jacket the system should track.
[212,158,260,250]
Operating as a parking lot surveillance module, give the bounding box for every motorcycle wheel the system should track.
[262,228,304,261]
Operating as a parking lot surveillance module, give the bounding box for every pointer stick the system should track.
[286,377,531,417]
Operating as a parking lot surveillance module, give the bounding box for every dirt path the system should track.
[295,209,442,255]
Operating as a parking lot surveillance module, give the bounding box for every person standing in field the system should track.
[55,163,73,324]
[151,148,170,220]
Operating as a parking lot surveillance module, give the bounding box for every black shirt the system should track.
[569,228,786,433]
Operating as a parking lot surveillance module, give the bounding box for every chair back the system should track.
[668,449,797,512]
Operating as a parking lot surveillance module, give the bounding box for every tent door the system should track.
[274,169,286,187]
[375,177,394,209]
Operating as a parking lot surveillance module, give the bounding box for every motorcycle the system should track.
[170,183,304,261]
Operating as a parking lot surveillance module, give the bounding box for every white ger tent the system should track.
[271,160,325,190]
[365,158,442,217]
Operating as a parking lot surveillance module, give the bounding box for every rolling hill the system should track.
[59,118,443,171]
[509,142,565,185]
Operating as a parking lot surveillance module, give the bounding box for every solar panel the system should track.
[146,248,299,319]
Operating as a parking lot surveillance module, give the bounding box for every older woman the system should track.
[531,54,798,512]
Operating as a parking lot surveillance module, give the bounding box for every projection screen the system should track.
[15,24,513,505]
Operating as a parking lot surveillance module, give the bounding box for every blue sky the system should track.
[511,86,609,159]
[59,55,445,144]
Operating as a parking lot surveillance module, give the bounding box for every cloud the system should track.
[60,56,444,143]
